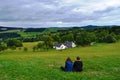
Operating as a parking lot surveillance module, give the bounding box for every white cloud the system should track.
[72,0,120,14]
[0,0,120,27]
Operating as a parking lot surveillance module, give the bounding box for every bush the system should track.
[7,39,23,48]
[0,44,7,52]
[104,35,117,43]
[24,47,28,52]
[76,31,96,46]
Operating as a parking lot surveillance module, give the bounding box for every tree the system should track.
[24,47,28,52]
[0,42,7,52]
[76,31,96,46]
[104,33,117,43]
[34,42,47,51]
[96,30,117,43]
[7,39,23,49]
[43,35,54,49]
[52,34,61,43]
[96,30,109,42]
[61,33,74,42]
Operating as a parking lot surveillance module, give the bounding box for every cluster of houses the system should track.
[53,41,76,50]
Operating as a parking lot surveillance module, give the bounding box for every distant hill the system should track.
[80,25,120,29]
[0,26,23,31]
[0,25,120,32]
[24,28,46,32]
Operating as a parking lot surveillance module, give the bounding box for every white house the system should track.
[64,41,76,48]
[53,43,66,50]
[53,41,76,50]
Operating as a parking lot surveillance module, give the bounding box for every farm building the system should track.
[53,43,66,50]
[53,41,76,50]
[64,41,76,48]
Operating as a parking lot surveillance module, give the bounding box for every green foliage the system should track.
[1,26,120,48]
[10,46,16,50]
[52,34,61,43]
[33,39,53,51]
[96,30,109,42]
[61,33,74,42]
[0,43,7,52]
[24,28,46,32]
[24,47,28,52]
[32,46,37,52]
[76,31,96,46]
[23,37,37,42]
[36,42,47,50]
[7,39,23,49]
[0,32,21,39]
[43,35,54,49]
[96,30,117,43]
[104,35,117,43]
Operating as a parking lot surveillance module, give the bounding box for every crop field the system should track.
[0,42,120,80]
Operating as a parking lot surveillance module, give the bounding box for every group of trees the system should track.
[6,39,23,49]
[33,35,54,51]
[32,27,120,51]
[0,39,23,52]
[0,32,21,39]
[0,26,120,52]
[0,42,7,52]
[24,28,46,32]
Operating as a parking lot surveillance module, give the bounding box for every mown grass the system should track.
[17,32,41,37]
[0,42,120,80]
[0,30,20,33]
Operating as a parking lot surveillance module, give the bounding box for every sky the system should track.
[0,0,120,28]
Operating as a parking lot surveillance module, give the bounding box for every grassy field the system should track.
[0,42,120,80]
[17,32,41,37]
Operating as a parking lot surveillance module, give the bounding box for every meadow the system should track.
[0,41,120,80]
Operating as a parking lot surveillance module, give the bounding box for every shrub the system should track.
[0,44,7,52]
[24,47,28,52]
[7,39,23,48]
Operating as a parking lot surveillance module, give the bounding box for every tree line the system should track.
[0,32,21,39]
[0,26,120,52]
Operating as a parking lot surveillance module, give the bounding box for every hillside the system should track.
[1,25,120,32]
[0,41,120,80]
[0,26,22,32]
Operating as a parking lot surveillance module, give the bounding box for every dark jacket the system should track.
[73,61,83,72]
[65,61,73,72]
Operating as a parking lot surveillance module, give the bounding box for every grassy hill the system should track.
[17,27,66,37]
[0,41,120,80]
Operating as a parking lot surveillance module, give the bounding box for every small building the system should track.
[53,41,76,50]
[64,41,76,48]
[53,43,66,50]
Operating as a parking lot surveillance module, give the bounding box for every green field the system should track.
[0,42,120,80]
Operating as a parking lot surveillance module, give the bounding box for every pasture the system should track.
[0,42,120,80]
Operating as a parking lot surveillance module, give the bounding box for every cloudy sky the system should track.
[0,0,120,27]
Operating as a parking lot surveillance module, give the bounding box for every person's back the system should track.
[73,56,83,72]
[61,57,73,72]
[65,61,73,71]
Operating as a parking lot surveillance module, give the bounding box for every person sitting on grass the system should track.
[61,57,73,72]
[73,56,83,72]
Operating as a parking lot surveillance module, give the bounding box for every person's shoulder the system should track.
[77,60,82,63]
[67,61,73,63]
[80,60,82,62]
[74,61,78,63]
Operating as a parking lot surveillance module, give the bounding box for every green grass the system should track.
[17,28,60,37]
[0,30,21,33]
[42,28,65,34]
[0,42,120,80]
[18,31,41,37]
